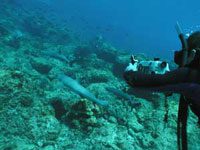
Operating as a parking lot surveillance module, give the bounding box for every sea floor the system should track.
[0,1,199,150]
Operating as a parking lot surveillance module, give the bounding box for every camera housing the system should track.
[125,57,170,75]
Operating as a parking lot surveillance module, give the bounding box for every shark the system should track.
[58,74,108,107]
[106,87,141,107]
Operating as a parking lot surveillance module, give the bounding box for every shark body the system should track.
[58,74,108,107]
[106,87,141,107]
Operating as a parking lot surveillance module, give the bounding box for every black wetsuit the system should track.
[124,48,200,87]
[124,31,200,150]
[124,67,200,87]
[123,52,200,123]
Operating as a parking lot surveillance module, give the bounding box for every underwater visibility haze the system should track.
[0,0,200,149]
[17,0,200,59]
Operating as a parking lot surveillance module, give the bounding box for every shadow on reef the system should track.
[50,99,67,121]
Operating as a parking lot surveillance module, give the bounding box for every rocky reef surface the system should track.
[0,1,199,150]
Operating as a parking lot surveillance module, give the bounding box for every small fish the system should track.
[58,74,108,107]
[106,87,141,107]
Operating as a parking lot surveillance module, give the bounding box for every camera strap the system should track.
[177,96,188,150]
[176,22,189,150]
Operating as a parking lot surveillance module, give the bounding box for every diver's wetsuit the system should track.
[124,64,200,125]
[124,31,200,150]
[124,32,200,87]
[124,67,200,87]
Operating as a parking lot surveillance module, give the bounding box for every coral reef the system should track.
[65,99,102,131]
[30,57,53,74]
[0,2,199,150]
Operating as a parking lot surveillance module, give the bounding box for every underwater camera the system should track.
[125,55,170,74]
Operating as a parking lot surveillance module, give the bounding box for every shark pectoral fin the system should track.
[97,100,109,107]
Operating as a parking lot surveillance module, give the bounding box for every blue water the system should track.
[1,1,200,149]
[17,0,200,59]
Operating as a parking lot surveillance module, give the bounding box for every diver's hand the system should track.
[130,55,138,64]
[125,55,138,72]
[125,63,137,72]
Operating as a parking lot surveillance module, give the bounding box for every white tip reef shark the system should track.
[58,74,108,107]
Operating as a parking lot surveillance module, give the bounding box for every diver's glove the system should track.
[125,55,138,72]
[124,55,171,87]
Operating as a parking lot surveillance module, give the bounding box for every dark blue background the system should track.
[18,0,200,60]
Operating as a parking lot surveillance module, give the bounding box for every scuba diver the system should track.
[123,23,200,150]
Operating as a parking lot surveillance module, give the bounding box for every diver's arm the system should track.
[124,67,200,87]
